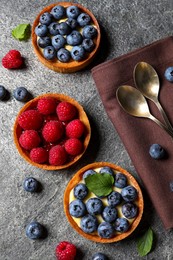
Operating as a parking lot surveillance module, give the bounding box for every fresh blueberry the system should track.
[51,35,66,50]
[26,221,44,240]
[114,172,127,188]
[57,48,71,62]
[23,177,39,192]
[99,167,114,178]
[170,181,173,192]
[66,30,83,46]
[77,13,91,27]
[92,252,109,260]
[39,12,52,25]
[86,198,103,215]
[69,199,86,217]
[82,38,95,52]
[98,222,114,238]
[50,5,66,20]
[83,169,96,180]
[114,217,129,232]
[121,185,138,202]
[13,87,30,102]
[0,85,7,100]
[58,22,71,35]
[83,25,97,39]
[107,191,122,207]
[102,206,118,223]
[38,36,51,48]
[43,46,56,60]
[35,24,48,37]
[121,202,138,219]
[71,46,85,61]
[48,22,59,36]
[66,18,78,29]
[66,6,80,19]
[149,143,166,159]
[164,66,173,82]
[80,214,98,233]
[74,183,88,200]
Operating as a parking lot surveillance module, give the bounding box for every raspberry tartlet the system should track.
[13,93,91,170]
[32,2,101,73]
[64,162,144,243]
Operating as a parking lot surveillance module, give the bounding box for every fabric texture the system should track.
[92,36,173,229]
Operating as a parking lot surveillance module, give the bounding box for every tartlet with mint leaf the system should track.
[64,162,144,243]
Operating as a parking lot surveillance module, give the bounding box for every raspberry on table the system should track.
[49,145,67,165]
[37,97,57,115]
[18,110,44,130]
[64,138,83,156]
[56,101,77,121]
[2,50,23,69]
[66,119,85,138]
[30,147,48,163]
[55,241,76,260]
[42,120,64,143]
[19,130,41,150]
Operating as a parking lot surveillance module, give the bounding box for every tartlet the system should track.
[64,162,144,243]
[32,2,101,73]
[13,93,91,170]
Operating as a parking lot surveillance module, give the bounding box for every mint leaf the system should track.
[137,227,153,257]
[85,173,114,197]
[12,24,31,41]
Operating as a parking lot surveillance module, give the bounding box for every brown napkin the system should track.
[92,36,173,230]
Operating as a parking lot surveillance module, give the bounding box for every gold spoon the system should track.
[133,61,173,132]
[116,85,173,138]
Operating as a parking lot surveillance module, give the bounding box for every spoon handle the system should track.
[155,101,173,132]
[149,114,173,138]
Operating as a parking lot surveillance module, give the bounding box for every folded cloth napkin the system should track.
[92,36,173,230]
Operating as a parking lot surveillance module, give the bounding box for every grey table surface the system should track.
[1,0,173,259]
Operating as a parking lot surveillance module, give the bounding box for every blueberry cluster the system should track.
[69,167,138,239]
[35,5,98,62]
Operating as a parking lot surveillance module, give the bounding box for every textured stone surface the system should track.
[0,0,173,259]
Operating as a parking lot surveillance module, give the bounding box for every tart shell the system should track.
[13,93,91,170]
[64,162,144,243]
[32,2,101,73]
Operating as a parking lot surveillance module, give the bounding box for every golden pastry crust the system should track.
[64,162,144,243]
[13,93,91,170]
[32,2,101,73]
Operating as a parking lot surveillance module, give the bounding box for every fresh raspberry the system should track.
[56,101,77,121]
[30,147,48,163]
[42,121,64,143]
[55,241,76,260]
[66,119,85,138]
[18,110,44,130]
[49,145,67,165]
[2,50,23,69]
[37,97,57,115]
[64,138,83,156]
[19,130,41,150]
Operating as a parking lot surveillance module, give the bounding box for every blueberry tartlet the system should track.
[13,93,91,170]
[32,2,101,73]
[64,162,144,243]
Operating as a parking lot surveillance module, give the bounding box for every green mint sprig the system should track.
[137,227,154,257]
[12,24,31,41]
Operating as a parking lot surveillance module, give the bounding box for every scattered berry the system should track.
[18,110,43,130]
[164,66,173,82]
[19,130,40,150]
[149,143,166,159]
[26,221,45,239]
[49,145,67,165]
[92,252,109,260]
[56,101,77,121]
[42,121,64,143]
[0,85,7,100]
[64,138,83,156]
[13,87,30,102]
[55,241,76,260]
[30,147,48,164]
[2,50,23,69]
[23,177,39,192]
[37,97,57,115]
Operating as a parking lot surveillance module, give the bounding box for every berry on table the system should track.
[92,252,109,260]
[13,86,30,102]
[0,85,8,100]
[23,177,39,192]
[55,241,76,260]
[149,143,166,159]
[26,221,45,239]
[2,50,23,69]
[164,66,173,82]
[19,130,41,150]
